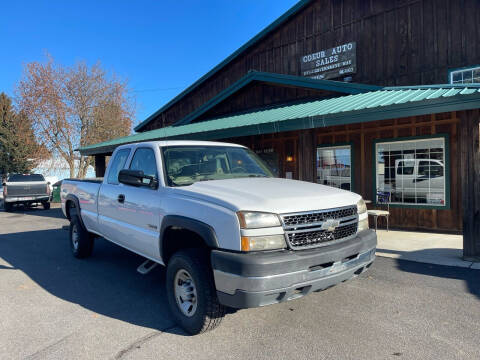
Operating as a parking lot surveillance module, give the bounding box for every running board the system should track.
[137,260,158,275]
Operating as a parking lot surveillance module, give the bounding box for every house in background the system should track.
[33,158,95,184]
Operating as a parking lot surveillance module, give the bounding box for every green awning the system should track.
[79,86,480,155]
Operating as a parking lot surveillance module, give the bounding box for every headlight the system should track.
[358,218,369,232]
[237,211,281,229]
[241,235,286,251]
[356,198,367,215]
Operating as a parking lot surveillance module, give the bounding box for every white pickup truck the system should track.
[61,140,376,334]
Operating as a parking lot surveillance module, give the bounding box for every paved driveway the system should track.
[0,207,479,359]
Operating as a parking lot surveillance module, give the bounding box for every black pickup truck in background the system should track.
[2,174,51,211]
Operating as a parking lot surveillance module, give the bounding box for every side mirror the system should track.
[118,169,158,189]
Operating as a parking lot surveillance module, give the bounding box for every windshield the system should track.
[162,145,274,186]
[7,174,45,182]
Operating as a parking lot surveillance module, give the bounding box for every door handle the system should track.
[117,194,125,203]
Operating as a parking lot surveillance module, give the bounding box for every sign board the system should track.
[300,42,356,80]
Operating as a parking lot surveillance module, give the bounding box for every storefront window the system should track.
[316,145,352,190]
[375,137,447,206]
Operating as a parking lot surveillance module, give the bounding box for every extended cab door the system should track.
[97,148,132,243]
[99,146,163,260]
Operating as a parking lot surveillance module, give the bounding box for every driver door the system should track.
[113,147,163,259]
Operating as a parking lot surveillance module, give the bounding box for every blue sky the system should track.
[1,0,298,128]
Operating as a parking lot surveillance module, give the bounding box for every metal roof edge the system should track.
[384,84,480,90]
[173,71,381,126]
[166,94,480,141]
[134,0,313,132]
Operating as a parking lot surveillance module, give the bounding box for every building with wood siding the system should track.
[79,0,480,260]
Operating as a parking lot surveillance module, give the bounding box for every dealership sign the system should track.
[300,42,356,80]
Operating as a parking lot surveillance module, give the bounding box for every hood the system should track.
[172,177,361,214]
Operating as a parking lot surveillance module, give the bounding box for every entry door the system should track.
[114,147,162,259]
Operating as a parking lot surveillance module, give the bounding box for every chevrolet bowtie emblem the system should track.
[321,219,340,232]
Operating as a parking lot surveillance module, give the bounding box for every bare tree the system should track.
[16,54,134,178]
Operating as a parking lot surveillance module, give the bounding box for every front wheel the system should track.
[166,249,225,335]
[4,202,13,212]
[42,201,51,210]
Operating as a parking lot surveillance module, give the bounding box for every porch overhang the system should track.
[78,85,480,156]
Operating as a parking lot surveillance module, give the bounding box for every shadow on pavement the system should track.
[0,227,186,335]
[381,250,480,300]
[1,206,66,219]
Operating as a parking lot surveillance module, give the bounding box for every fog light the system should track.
[358,218,369,232]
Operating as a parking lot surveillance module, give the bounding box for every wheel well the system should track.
[65,200,76,220]
[162,227,210,264]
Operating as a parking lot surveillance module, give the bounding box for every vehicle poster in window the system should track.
[375,138,446,206]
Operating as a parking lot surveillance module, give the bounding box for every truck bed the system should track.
[61,179,102,233]
[64,178,103,184]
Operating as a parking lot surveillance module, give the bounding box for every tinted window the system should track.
[129,148,158,179]
[8,174,45,182]
[107,149,131,184]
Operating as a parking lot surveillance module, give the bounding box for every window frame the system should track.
[448,65,480,84]
[127,147,159,188]
[316,142,354,192]
[106,148,131,185]
[372,134,450,209]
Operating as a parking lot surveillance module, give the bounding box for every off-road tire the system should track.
[42,201,51,210]
[166,249,225,335]
[69,216,94,258]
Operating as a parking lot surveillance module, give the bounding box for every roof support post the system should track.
[460,109,480,261]
[94,155,106,178]
[297,129,316,182]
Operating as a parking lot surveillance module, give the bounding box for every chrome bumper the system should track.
[4,195,49,203]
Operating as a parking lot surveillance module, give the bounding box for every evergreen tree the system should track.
[0,92,44,175]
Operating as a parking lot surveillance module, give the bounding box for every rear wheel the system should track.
[42,201,51,210]
[69,216,94,258]
[4,202,12,212]
[166,249,225,335]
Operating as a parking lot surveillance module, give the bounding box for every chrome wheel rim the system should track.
[174,269,197,317]
[71,224,79,250]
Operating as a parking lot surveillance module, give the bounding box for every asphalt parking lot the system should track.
[0,205,479,360]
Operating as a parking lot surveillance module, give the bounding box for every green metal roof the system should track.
[79,86,480,156]
[173,71,380,126]
[134,0,313,132]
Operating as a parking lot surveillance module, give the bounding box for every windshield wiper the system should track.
[248,174,268,178]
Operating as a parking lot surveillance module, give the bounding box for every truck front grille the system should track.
[280,206,358,250]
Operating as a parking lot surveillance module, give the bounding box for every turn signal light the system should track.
[241,235,286,251]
